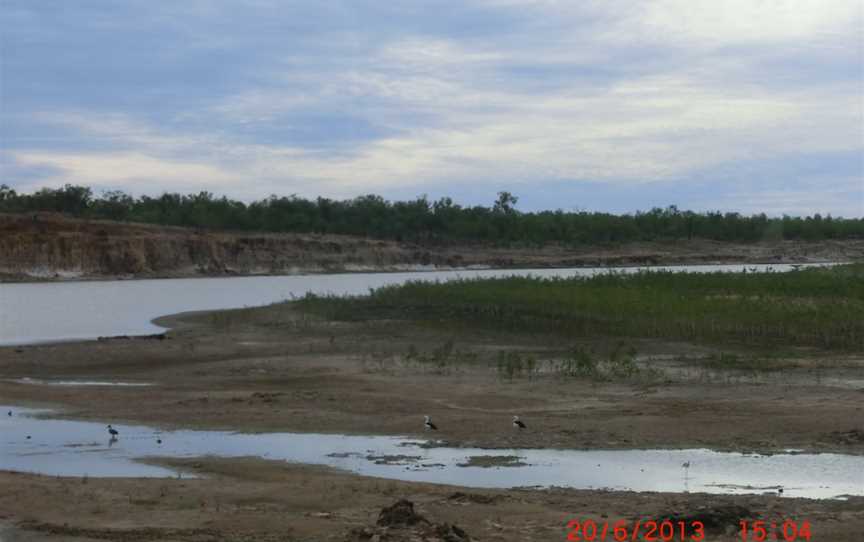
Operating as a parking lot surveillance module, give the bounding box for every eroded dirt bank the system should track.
[2,212,860,281]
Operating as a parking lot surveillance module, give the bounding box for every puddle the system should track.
[5,378,152,387]
[2,406,862,499]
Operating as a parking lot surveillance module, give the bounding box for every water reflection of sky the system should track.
[2,405,861,500]
[0,263,834,345]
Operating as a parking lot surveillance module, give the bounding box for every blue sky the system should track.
[1,0,862,216]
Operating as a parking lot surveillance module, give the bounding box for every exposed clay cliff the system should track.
[0,212,860,281]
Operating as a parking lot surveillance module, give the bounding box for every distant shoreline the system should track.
[1,212,860,284]
[0,259,847,285]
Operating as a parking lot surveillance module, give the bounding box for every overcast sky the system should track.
[1,1,862,215]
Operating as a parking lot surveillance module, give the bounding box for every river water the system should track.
[0,263,829,345]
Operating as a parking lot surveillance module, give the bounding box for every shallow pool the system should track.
[2,406,861,499]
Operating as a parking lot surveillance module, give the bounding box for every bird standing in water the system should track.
[107,425,119,439]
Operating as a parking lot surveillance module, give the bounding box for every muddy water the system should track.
[2,406,861,499]
[0,263,832,346]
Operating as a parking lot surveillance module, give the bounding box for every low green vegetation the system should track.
[3,183,862,243]
[703,352,795,372]
[495,345,649,382]
[297,264,864,351]
[403,340,479,375]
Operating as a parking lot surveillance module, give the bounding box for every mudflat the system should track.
[1,303,863,541]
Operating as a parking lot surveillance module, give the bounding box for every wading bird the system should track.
[512,415,527,429]
[424,415,438,431]
[107,424,119,439]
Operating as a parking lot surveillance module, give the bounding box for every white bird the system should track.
[424,415,438,431]
[107,424,119,439]
[512,415,527,429]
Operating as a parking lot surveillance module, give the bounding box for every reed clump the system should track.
[297,264,863,351]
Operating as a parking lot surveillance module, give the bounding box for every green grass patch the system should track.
[296,264,864,351]
[702,352,798,371]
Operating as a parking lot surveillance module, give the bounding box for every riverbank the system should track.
[2,457,863,541]
[1,276,863,540]
[2,212,861,282]
[1,297,862,454]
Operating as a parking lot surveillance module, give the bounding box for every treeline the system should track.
[1,184,861,244]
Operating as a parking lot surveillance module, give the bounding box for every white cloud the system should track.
[12,151,240,193]
[632,0,862,46]
[481,0,862,48]
[377,38,505,70]
[6,1,862,212]
[17,69,860,199]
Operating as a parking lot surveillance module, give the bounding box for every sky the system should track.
[1,0,862,216]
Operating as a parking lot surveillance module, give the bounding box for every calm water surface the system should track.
[0,263,830,346]
[1,406,861,499]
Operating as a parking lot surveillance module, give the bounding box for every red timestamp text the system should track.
[739,520,812,541]
[566,519,706,541]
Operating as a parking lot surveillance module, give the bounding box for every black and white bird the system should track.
[512,415,527,429]
[107,424,119,439]
[423,415,438,431]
